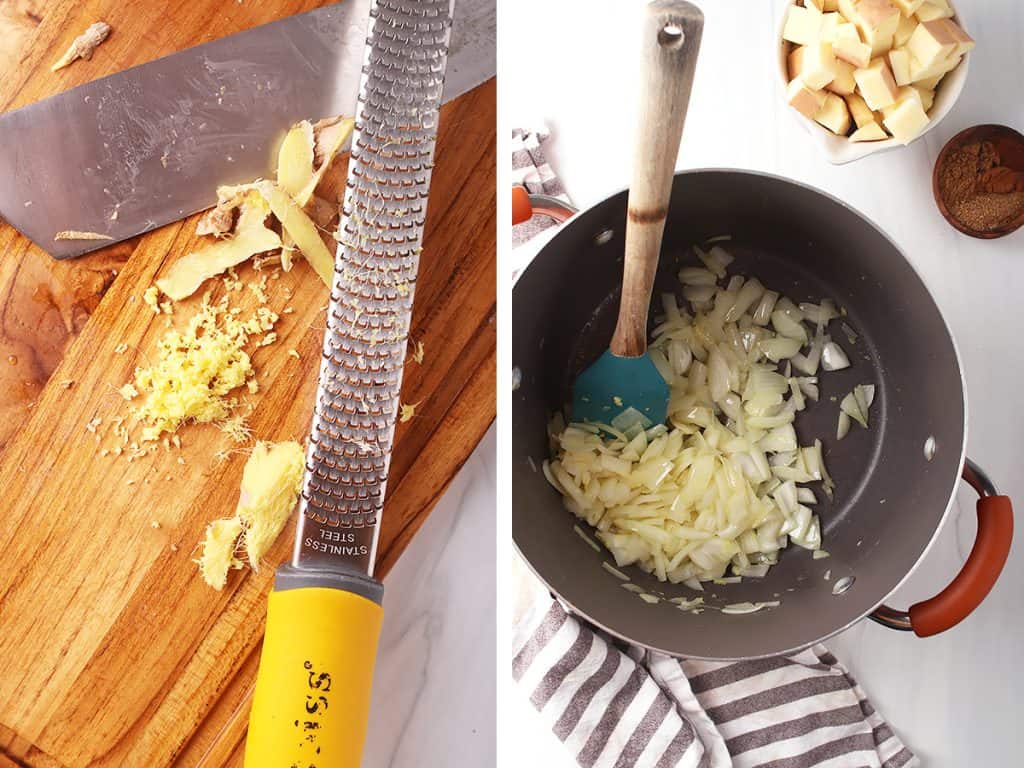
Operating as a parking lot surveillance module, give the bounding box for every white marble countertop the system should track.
[507,0,1023,765]
[361,426,495,768]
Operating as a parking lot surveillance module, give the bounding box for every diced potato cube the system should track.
[850,123,889,141]
[808,0,840,10]
[938,18,974,56]
[819,12,842,41]
[894,14,917,46]
[891,0,924,16]
[826,58,858,95]
[838,0,858,21]
[833,22,861,41]
[883,96,930,143]
[787,77,828,118]
[834,36,872,68]
[853,57,900,109]
[881,85,925,117]
[913,84,935,111]
[784,4,824,45]
[799,42,839,89]
[844,0,901,54]
[915,0,953,21]
[889,48,912,85]
[907,19,957,69]
[788,45,806,80]
[844,92,877,128]
[914,72,943,90]
[814,92,852,134]
[807,0,826,8]
[909,49,960,82]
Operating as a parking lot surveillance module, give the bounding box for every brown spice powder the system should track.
[938,140,1024,233]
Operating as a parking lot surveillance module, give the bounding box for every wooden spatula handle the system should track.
[611,0,703,358]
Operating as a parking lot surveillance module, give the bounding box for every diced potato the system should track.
[915,0,953,22]
[913,84,935,111]
[883,96,930,143]
[833,22,861,41]
[806,0,827,9]
[907,19,957,68]
[827,58,858,95]
[784,4,824,45]
[814,92,852,134]
[894,14,917,46]
[844,0,901,54]
[909,49,960,82]
[850,123,889,141]
[853,57,900,110]
[882,85,925,116]
[819,12,842,41]
[939,18,974,56]
[844,92,877,128]
[834,36,872,68]
[913,71,944,90]
[890,0,924,16]
[788,45,806,80]
[787,77,827,118]
[799,42,839,89]
[823,0,840,9]
[888,48,912,85]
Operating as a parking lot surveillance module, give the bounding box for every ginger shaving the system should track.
[399,401,421,423]
[195,193,241,237]
[156,191,281,301]
[276,120,316,201]
[54,230,113,241]
[253,180,334,286]
[51,21,111,72]
[197,441,304,589]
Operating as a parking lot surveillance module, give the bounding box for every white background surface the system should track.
[506,0,1023,765]
[362,427,496,768]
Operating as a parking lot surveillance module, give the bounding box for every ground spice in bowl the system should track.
[934,126,1024,238]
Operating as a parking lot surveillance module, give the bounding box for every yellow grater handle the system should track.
[244,569,383,768]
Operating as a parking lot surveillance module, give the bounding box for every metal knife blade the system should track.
[0,0,493,260]
[292,0,452,579]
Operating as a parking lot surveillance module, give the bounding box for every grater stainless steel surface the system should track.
[291,0,453,578]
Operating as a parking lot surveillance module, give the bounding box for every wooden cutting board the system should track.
[0,2,495,767]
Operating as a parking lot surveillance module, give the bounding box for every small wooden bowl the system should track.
[933,124,1024,239]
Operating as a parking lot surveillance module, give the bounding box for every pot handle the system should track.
[511,185,578,226]
[870,458,1013,637]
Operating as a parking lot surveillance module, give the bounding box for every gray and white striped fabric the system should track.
[512,127,571,247]
[512,570,918,768]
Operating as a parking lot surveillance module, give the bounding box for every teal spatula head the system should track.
[572,349,669,429]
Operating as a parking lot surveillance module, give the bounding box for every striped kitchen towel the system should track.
[512,559,918,768]
[512,126,572,248]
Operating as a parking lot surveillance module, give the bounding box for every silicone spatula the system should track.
[572,0,703,431]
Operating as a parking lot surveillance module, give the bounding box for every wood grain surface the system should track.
[0,2,495,766]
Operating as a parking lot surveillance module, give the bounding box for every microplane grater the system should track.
[292,0,453,578]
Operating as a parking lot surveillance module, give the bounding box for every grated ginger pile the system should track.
[123,293,278,442]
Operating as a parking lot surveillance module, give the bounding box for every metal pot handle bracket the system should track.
[512,184,578,226]
[871,458,1014,636]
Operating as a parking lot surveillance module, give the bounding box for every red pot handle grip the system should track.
[512,186,578,226]
[871,459,1013,637]
[512,185,533,225]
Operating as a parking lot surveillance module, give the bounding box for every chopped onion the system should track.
[602,561,630,580]
[760,336,802,362]
[840,384,875,428]
[680,266,717,286]
[812,549,830,559]
[638,593,660,604]
[721,601,779,614]
[770,309,808,343]
[837,411,851,440]
[821,341,851,371]
[841,322,859,345]
[752,290,779,326]
[683,284,716,304]
[575,525,601,552]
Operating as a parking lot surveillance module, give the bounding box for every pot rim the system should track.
[512,167,969,659]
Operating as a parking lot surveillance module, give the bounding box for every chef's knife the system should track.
[0,0,493,260]
[243,0,452,765]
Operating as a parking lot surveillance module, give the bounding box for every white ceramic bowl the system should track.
[776,1,970,164]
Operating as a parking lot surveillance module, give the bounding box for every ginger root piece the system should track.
[54,230,113,241]
[157,191,281,300]
[253,181,334,286]
[195,194,241,237]
[51,21,111,72]
[236,441,305,568]
[198,517,244,590]
[276,120,316,201]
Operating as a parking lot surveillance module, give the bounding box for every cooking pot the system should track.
[511,169,1014,659]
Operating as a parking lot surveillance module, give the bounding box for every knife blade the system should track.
[243,0,452,764]
[0,0,493,260]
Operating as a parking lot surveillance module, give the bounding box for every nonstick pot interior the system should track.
[512,170,966,659]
